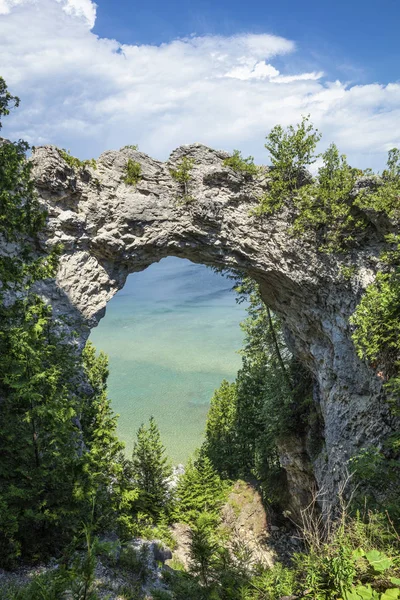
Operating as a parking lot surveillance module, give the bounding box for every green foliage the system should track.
[292,143,364,252]
[0,76,19,126]
[121,144,139,151]
[119,543,151,583]
[340,264,358,281]
[170,156,195,203]
[254,117,400,254]
[203,276,316,507]
[350,237,400,373]
[205,380,238,478]
[349,236,400,517]
[188,512,221,587]
[238,563,296,599]
[255,115,321,215]
[79,343,129,531]
[123,158,142,185]
[131,416,172,518]
[58,148,97,171]
[356,149,400,220]
[0,307,126,565]
[0,517,115,599]
[223,150,258,177]
[173,453,228,524]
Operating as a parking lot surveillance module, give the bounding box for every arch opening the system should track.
[89,256,248,463]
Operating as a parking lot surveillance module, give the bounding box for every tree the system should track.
[79,342,127,529]
[0,77,127,564]
[0,76,19,126]
[188,512,220,587]
[173,453,226,524]
[203,275,315,507]
[204,380,238,478]
[131,416,172,518]
[255,115,321,215]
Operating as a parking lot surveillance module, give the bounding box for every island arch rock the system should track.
[32,142,390,512]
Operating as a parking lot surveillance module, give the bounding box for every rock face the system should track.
[220,480,274,568]
[28,143,397,510]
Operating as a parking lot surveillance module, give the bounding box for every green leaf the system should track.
[365,550,392,573]
[345,585,379,600]
[381,589,400,600]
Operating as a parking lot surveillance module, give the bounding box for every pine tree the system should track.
[0,77,128,564]
[173,453,226,524]
[188,512,220,587]
[204,380,238,478]
[79,342,127,530]
[131,416,172,518]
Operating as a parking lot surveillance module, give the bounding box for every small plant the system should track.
[59,148,97,171]
[169,156,195,204]
[121,144,139,151]
[340,265,357,281]
[123,158,142,186]
[223,149,258,177]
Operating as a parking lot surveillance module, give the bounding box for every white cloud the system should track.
[55,0,96,28]
[0,0,399,171]
[0,0,30,15]
[224,60,323,82]
[0,0,96,26]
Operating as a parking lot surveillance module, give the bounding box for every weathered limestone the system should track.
[29,143,396,511]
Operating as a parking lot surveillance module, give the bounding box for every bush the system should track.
[58,148,97,170]
[123,158,142,185]
[223,150,258,177]
[169,157,195,203]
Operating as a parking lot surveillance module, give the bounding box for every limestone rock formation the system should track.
[27,143,396,510]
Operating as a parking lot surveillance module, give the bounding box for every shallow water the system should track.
[90,257,247,464]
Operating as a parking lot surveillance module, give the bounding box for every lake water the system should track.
[90,257,247,464]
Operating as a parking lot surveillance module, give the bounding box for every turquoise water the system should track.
[90,257,247,464]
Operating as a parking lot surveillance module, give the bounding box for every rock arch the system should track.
[32,143,392,510]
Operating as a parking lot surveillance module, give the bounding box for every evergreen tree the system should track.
[203,276,314,508]
[0,77,127,564]
[173,453,226,524]
[78,342,128,531]
[204,380,237,478]
[131,416,172,518]
[188,512,220,587]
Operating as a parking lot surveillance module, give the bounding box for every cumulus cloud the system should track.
[0,0,29,14]
[55,0,96,28]
[0,0,399,170]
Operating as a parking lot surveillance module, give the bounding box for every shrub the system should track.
[58,148,97,170]
[121,144,139,151]
[123,158,142,185]
[223,150,258,177]
[169,156,195,203]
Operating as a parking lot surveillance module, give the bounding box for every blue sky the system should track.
[94,0,400,84]
[0,0,399,170]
